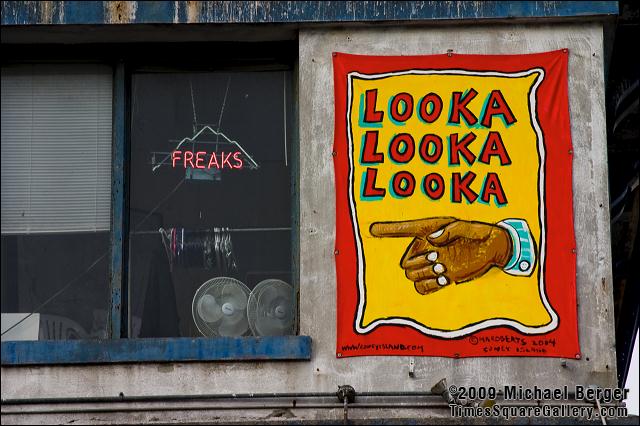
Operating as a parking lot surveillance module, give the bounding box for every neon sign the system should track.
[151,126,259,173]
[171,150,244,170]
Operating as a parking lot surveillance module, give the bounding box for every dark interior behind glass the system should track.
[1,233,110,339]
[128,70,294,338]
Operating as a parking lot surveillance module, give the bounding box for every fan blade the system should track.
[257,285,283,309]
[193,277,251,337]
[219,316,249,336]
[256,311,294,336]
[260,296,291,321]
[197,294,223,323]
[224,306,247,325]
[197,320,218,337]
[248,280,295,337]
[224,287,249,311]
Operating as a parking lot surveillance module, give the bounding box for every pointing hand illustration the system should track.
[370,217,528,295]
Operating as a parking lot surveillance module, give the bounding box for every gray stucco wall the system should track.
[1,22,615,423]
[298,22,614,390]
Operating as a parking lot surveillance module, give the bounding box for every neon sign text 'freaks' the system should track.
[171,151,244,170]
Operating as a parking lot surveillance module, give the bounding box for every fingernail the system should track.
[433,263,445,274]
[437,276,448,286]
[429,228,445,238]
[426,252,438,262]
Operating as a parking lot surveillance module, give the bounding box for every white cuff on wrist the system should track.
[497,219,536,276]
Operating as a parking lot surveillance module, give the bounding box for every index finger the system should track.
[369,217,457,238]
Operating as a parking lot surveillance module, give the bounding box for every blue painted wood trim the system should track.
[109,62,126,339]
[1,336,312,365]
[1,1,619,26]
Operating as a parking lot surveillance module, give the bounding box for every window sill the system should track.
[1,336,311,365]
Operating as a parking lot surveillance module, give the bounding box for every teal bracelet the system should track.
[497,219,536,276]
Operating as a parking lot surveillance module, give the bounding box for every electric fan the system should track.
[247,279,296,336]
[192,277,251,337]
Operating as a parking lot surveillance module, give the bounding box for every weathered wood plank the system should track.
[0,1,619,26]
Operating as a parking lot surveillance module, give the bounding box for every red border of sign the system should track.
[333,51,579,358]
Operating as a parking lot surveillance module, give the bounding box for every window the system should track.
[1,64,113,341]
[1,44,310,364]
[128,69,297,338]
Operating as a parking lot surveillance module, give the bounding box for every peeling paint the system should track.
[39,1,53,24]
[57,1,64,23]
[104,1,137,24]
[185,0,200,23]
[173,0,179,23]
[0,1,619,26]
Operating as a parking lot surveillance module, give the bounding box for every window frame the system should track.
[1,43,310,365]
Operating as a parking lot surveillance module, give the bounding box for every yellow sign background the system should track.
[350,72,552,332]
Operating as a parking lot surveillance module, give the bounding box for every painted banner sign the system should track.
[333,51,579,358]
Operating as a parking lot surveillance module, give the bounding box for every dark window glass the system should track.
[128,70,295,338]
[1,234,111,340]
[1,65,112,341]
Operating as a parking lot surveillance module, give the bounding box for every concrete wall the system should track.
[298,21,615,390]
[1,22,615,423]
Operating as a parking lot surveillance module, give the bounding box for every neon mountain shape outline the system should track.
[152,125,259,172]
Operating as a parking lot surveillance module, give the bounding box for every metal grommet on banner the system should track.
[332,151,337,157]
[447,49,454,57]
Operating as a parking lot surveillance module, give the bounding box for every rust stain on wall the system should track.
[185,1,201,23]
[39,1,53,24]
[105,1,138,24]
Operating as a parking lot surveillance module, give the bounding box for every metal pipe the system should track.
[2,391,440,405]
[2,390,595,406]
[230,227,292,233]
[1,400,625,416]
[0,403,454,415]
[132,227,291,235]
[342,398,348,424]
[3,399,622,409]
